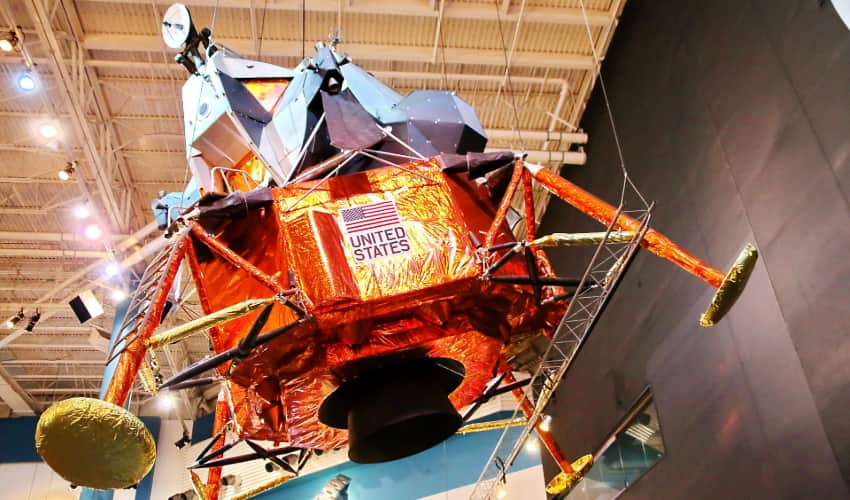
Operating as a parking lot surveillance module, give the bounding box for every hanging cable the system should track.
[577,0,649,209]
[257,0,269,58]
[492,0,526,152]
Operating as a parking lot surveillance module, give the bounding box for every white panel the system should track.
[0,462,81,500]
[150,419,196,500]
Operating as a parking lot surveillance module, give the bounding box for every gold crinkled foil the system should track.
[146,296,275,349]
[456,418,527,434]
[700,243,758,327]
[530,231,636,247]
[545,454,594,495]
[190,471,211,500]
[35,397,156,490]
[230,473,296,500]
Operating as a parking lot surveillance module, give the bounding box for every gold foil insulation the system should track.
[146,296,275,349]
[530,231,636,247]
[35,397,156,490]
[700,243,759,326]
[457,418,527,435]
[545,454,594,495]
[191,471,211,500]
[230,474,295,500]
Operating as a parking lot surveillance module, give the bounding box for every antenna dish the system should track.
[162,3,194,49]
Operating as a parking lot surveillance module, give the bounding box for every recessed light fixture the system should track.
[105,261,121,277]
[84,223,103,240]
[16,71,36,92]
[110,288,128,302]
[39,122,59,139]
[73,204,91,219]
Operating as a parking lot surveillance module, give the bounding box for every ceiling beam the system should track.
[82,35,596,70]
[0,364,38,414]
[13,374,103,380]
[1,360,105,365]
[0,231,130,242]
[0,249,111,259]
[24,0,128,232]
[79,0,612,26]
[27,388,100,394]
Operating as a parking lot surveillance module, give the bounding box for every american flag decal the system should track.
[340,200,400,233]
[339,200,411,263]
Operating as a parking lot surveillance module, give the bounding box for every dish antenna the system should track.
[162,3,195,49]
[162,3,213,74]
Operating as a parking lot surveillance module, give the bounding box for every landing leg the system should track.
[523,162,758,326]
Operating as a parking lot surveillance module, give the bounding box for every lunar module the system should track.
[35,4,758,499]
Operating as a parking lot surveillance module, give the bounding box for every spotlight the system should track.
[264,462,278,473]
[496,482,508,499]
[83,223,103,240]
[539,414,552,433]
[16,71,36,92]
[39,122,59,139]
[24,309,41,332]
[173,432,190,449]
[220,474,240,487]
[0,32,16,53]
[73,204,90,219]
[5,309,24,329]
[168,491,196,500]
[58,161,76,181]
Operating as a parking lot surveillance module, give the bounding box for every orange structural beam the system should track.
[524,163,724,288]
[522,168,537,242]
[485,162,524,249]
[501,369,574,475]
[190,224,286,294]
[104,235,189,406]
[205,394,229,500]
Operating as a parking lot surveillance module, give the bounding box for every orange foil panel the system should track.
[281,368,349,449]
[186,158,567,449]
[429,330,503,408]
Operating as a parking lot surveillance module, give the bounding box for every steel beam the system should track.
[81,34,596,70]
[0,364,38,414]
[79,0,612,26]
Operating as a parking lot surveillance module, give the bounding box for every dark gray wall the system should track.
[538,1,850,498]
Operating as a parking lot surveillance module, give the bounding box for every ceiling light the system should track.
[105,261,121,277]
[83,223,103,240]
[16,71,36,92]
[496,482,508,499]
[0,31,18,53]
[39,123,59,139]
[5,309,24,329]
[110,288,127,303]
[158,393,175,411]
[24,309,41,332]
[73,204,90,219]
[539,414,552,433]
[524,437,540,453]
[58,161,76,181]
